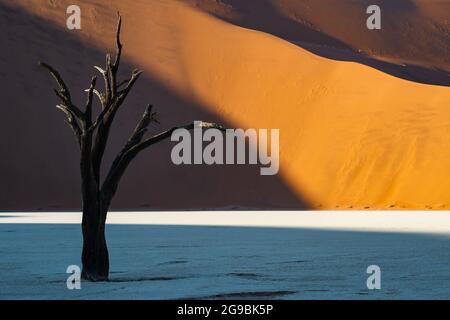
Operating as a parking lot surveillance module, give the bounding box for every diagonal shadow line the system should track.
[0,2,311,211]
[189,0,450,87]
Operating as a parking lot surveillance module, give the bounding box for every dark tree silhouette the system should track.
[40,14,222,281]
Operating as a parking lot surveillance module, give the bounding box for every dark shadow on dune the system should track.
[0,3,309,211]
[190,0,356,54]
[299,42,450,87]
[1,223,450,299]
[190,0,450,87]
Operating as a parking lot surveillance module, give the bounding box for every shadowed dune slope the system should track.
[1,0,450,209]
[188,0,450,85]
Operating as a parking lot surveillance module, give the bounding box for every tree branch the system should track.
[39,61,84,120]
[112,13,122,73]
[84,77,97,128]
[117,78,130,89]
[109,14,122,98]
[91,67,141,184]
[132,121,224,155]
[56,104,82,147]
[94,62,111,108]
[91,13,125,185]
[101,121,224,200]
[127,104,156,147]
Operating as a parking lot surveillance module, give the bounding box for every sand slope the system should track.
[189,0,450,71]
[189,0,450,85]
[1,0,450,209]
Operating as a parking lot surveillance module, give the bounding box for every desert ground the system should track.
[1,211,450,299]
[0,0,449,210]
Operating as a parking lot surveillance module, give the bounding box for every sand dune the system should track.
[189,0,450,85]
[188,0,450,69]
[1,0,450,209]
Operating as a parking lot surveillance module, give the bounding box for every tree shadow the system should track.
[0,2,310,210]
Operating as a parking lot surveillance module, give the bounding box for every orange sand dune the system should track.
[2,0,450,210]
[189,0,450,69]
[189,0,450,85]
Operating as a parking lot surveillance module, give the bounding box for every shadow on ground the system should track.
[1,223,450,299]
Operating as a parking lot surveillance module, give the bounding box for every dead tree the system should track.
[40,14,222,281]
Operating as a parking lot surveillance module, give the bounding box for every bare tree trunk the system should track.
[79,102,110,281]
[81,196,109,281]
